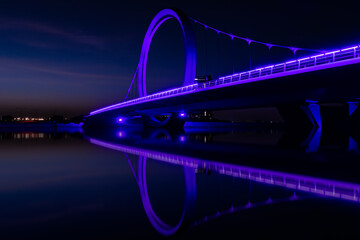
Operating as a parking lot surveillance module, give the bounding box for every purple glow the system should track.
[266,44,273,49]
[90,44,360,116]
[342,47,357,51]
[298,56,311,61]
[348,136,358,151]
[326,50,340,55]
[306,102,322,128]
[312,54,326,58]
[117,131,125,138]
[179,112,186,117]
[304,128,321,152]
[86,9,360,117]
[137,155,196,236]
[138,9,196,97]
[89,137,360,203]
[290,47,299,53]
[348,102,359,116]
[117,117,124,123]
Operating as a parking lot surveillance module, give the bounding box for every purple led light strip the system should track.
[90,138,360,202]
[90,44,360,116]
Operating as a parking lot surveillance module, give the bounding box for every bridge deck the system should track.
[90,45,360,116]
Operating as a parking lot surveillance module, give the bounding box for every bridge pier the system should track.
[301,101,321,128]
[348,101,360,127]
[277,101,360,151]
[278,101,360,130]
[277,102,318,130]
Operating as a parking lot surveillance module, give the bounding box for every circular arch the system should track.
[138,156,196,236]
[138,8,197,97]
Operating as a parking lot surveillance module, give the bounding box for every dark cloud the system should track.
[0,18,104,47]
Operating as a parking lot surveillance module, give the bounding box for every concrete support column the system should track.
[300,101,322,129]
[348,101,359,117]
[302,128,321,152]
[277,101,321,130]
[347,101,360,129]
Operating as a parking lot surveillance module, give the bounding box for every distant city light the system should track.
[117,131,125,138]
[13,117,45,121]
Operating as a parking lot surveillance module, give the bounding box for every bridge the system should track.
[84,8,360,129]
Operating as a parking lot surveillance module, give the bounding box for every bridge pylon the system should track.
[278,101,360,131]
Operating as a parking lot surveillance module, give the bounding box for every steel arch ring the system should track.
[138,156,196,236]
[138,8,196,97]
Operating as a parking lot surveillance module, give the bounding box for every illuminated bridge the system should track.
[84,8,360,129]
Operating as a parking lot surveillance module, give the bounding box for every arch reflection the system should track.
[137,155,196,236]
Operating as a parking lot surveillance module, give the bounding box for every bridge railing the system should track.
[90,83,200,115]
[201,45,360,89]
[90,45,360,115]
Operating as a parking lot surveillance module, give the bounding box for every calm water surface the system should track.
[0,126,360,239]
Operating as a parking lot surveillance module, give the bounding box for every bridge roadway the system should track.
[88,45,360,124]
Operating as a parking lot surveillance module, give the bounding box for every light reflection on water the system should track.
[0,126,360,238]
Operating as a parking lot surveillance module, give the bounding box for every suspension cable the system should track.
[124,63,139,101]
[189,16,325,53]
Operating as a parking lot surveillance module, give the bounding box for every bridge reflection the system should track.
[90,137,360,202]
[86,128,360,236]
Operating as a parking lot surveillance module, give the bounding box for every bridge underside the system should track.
[84,62,360,129]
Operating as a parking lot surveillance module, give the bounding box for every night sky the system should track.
[0,0,359,117]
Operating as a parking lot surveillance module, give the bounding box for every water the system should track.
[0,126,360,239]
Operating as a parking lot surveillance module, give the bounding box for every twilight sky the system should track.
[0,0,359,117]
